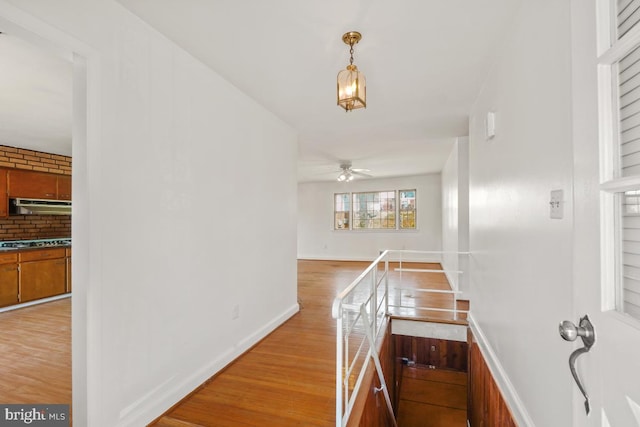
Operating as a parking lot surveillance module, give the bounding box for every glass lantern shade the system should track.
[337,65,366,111]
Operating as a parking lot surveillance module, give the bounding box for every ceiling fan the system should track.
[336,162,372,182]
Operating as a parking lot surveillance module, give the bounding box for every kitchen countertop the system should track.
[0,238,71,252]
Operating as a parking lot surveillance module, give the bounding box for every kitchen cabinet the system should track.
[65,248,71,292]
[8,170,58,199]
[0,170,7,218]
[19,248,66,302]
[57,175,71,200]
[0,252,18,307]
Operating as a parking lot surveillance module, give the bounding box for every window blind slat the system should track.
[620,107,640,131]
[625,289,640,306]
[624,276,640,293]
[619,54,640,84]
[622,151,640,170]
[620,68,640,97]
[618,0,640,38]
[619,0,636,19]
[623,241,640,255]
[621,137,640,156]
[620,97,640,121]
[622,154,640,176]
[621,123,640,145]
[624,215,640,227]
[622,164,640,175]
[625,302,640,319]
[620,85,640,109]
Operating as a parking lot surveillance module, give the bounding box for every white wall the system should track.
[441,143,459,285]
[468,0,574,426]
[298,174,442,261]
[0,1,298,426]
[441,137,469,297]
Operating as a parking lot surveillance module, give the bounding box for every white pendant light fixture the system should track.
[337,31,366,112]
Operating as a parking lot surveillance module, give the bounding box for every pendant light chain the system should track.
[349,43,355,66]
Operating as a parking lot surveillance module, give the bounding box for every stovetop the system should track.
[0,238,71,249]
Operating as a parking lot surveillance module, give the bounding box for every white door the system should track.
[571,0,640,425]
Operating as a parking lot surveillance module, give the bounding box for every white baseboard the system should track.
[119,303,300,427]
[468,313,535,427]
[0,293,70,313]
[444,270,459,292]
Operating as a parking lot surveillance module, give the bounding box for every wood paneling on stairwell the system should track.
[468,336,517,427]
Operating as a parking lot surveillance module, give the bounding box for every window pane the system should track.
[399,190,416,229]
[618,190,640,319]
[619,46,640,177]
[352,191,396,229]
[334,193,350,230]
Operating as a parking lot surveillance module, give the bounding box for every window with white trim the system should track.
[399,189,417,229]
[599,0,640,320]
[334,193,350,230]
[353,191,396,229]
[333,189,416,230]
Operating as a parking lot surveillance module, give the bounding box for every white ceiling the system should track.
[0,1,522,180]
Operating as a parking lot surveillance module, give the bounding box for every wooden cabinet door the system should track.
[8,170,57,199]
[20,258,66,302]
[66,251,71,293]
[0,170,7,218]
[57,175,71,200]
[0,262,18,307]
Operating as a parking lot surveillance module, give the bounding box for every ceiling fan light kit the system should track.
[337,31,366,112]
[336,162,371,182]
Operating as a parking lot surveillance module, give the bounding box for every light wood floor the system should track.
[153,260,467,426]
[0,298,71,404]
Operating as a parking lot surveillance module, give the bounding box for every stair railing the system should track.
[331,249,470,426]
[332,250,390,427]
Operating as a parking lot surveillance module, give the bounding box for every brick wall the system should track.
[0,145,71,175]
[0,145,72,241]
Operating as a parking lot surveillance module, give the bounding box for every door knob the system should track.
[559,315,595,415]
[559,317,595,349]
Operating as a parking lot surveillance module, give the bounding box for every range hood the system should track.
[10,198,71,216]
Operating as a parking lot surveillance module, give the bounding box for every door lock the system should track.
[559,315,595,415]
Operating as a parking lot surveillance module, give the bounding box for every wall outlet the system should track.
[232,304,240,320]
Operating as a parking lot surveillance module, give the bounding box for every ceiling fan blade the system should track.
[352,170,372,177]
[351,168,370,173]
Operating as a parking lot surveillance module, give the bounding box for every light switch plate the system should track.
[486,111,496,139]
[550,190,563,219]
